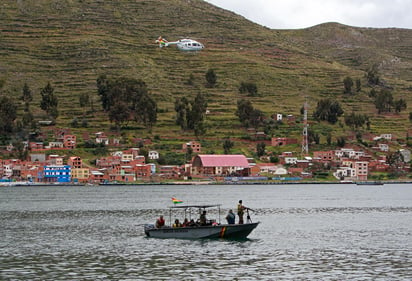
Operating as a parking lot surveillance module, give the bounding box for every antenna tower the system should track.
[302,101,309,155]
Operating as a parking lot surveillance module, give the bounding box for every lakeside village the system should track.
[0,125,411,186]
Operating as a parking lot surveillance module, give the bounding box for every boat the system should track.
[144,204,259,239]
[356,181,384,185]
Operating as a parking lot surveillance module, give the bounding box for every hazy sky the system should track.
[204,0,412,29]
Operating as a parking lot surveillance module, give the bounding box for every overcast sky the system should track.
[204,0,412,29]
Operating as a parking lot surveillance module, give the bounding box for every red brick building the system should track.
[271,137,298,146]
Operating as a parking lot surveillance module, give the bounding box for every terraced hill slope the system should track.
[0,0,411,149]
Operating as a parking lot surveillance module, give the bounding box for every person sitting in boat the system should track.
[182,218,189,227]
[155,215,165,228]
[226,209,236,224]
[199,210,207,226]
[173,219,182,228]
[188,219,196,227]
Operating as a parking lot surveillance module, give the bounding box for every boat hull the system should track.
[144,222,259,239]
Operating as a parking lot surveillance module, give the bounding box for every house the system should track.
[121,153,134,162]
[30,153,46,163]
[372,133,392,141]
[334,160,368,181]
[284,157,298,165]
[123,148,140,159]
[399,149,411,163]
[333,167,355,180]
[109,173,135,183]
[158,165,181,178]
[354,161,369,181]
[335,148,365,160]
[63,135,77,149]
[89,169,108,184]
[96,156,121,169]
[95,132,109,145]
[20,164,41,182]
[271,137,298,146]
[48,142,64,149]
[183,141,201,153]
[29,142,44,150]
[313,150,335,162]
[47,155,63,165]
[72,168,90,183]
[377,143,389,152]
[68,156,82,169]
[134,164,152,178]
[191,154,250,176]
[250,163,276,176]
[148,150,159,160]
[43,165,71,183]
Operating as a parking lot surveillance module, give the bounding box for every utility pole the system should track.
[302,101,309,156]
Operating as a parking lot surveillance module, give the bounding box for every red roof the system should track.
[197,155,249,167]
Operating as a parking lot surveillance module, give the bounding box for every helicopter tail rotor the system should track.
[155,36,169,48]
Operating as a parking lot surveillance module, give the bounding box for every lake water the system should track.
[1,183,411,280]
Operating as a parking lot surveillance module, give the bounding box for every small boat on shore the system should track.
[144,204,259,239]
[356,181,384,186]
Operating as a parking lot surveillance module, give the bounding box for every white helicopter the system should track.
[155,36,204,52]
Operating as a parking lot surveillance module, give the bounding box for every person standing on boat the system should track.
[199,210,207,225]
[237,200,247,224]
[226,209,235,224]
[155,215,165,228]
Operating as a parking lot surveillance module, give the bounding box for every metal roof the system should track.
[169,204,221,209]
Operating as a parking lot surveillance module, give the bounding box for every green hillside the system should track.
[1,0,411,157]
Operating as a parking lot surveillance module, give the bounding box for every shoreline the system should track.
[1,180,412,187]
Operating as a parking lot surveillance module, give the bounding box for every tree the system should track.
[336,136,346,147]
[343,76,354,94]
[308,129,320,144]
[394,98,407,113]
[133,94,157,128]
[189,93,208,135]
[256,142,266,157]
[21,83,33,103]
[175,97,190,130]
[97,75,157,128]
[326,133,332,145]
[0,95,17,134]
[185,146,193,162]
[223,139,234,154]
[108,101,130,128]
[235,99,264,128]
[366,64,380,85]
[355,78,361,92]
[22,110,34,128]
[386,151,404,172]
[374,89,393,113]
[40,82,58,119]
[174,93,207,136]
[313,98,344,124]
[97,74,111,111]
[205,69,217,88]
[239,82,258,96]
[185,73,195,86]
[79,93,90,108]
[344,112,369,129]
[236,99,254,127]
